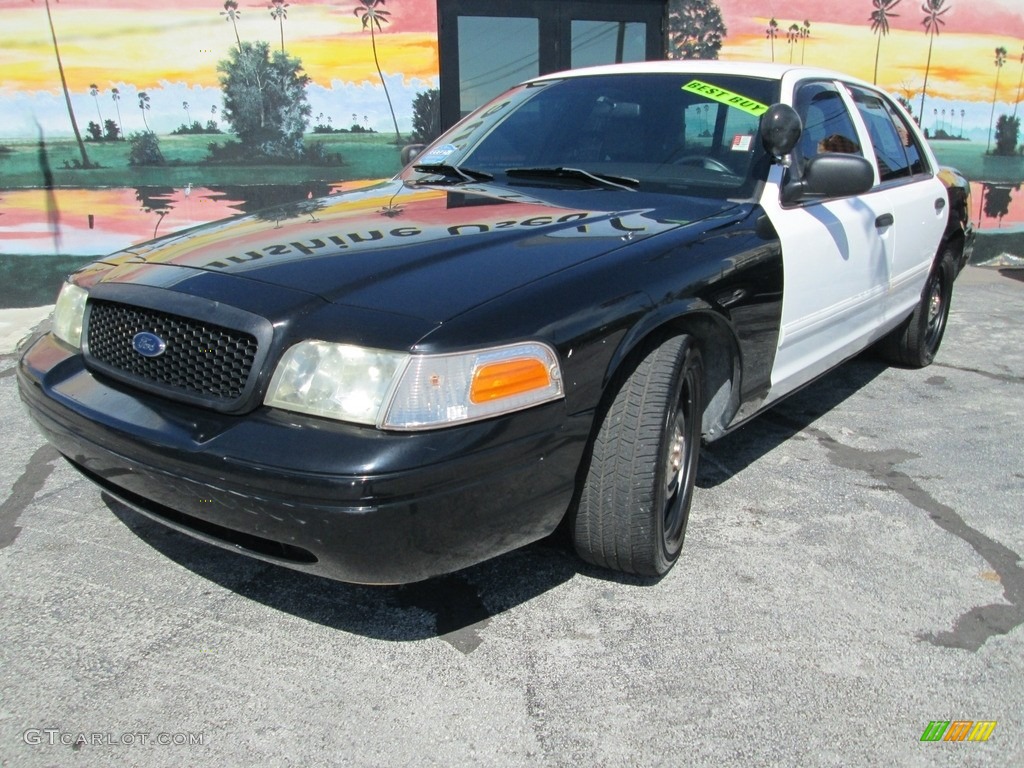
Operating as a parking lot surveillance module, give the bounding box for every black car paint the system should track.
[18,181,784,583]
[937,166,975,272]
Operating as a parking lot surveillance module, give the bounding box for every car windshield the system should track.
[403,73,780,199]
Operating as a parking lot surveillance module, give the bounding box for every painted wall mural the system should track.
[1,0,1022,307]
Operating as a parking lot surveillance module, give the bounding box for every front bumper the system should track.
[18,335,589,584]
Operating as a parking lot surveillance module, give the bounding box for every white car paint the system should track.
[762,72,949,405]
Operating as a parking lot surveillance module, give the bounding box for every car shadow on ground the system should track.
[102,352,890,647]
[697,351,890,488]
[103,491,584,650]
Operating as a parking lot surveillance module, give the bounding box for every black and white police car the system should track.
[19,62,973,583]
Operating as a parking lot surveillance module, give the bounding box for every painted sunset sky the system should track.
[1,0,442,139]
[1,0,1023,141]
[720,0,1024,135]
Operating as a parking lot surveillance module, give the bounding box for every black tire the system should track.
[572,333,704,577]
[879,248,956,368]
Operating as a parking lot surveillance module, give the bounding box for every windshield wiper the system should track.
[413,163,493,183]
[505,166,639,191]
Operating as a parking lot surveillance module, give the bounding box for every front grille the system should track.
[86,300,259,403]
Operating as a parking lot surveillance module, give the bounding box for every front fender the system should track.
[604,302,745,440]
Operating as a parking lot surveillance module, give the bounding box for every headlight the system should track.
[265,340,564,430]
[52,281,89,349]
[265,341,407,425]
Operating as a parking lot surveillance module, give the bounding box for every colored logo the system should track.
[920,721,997,742]
[132,331,167,358]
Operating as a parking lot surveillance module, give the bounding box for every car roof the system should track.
[531,60,875,90]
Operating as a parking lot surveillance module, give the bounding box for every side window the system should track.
[722,104,761,145]
[793,81,863,167]
[847,85,923,182]
[883,96,928,177]
[684,102,714,149]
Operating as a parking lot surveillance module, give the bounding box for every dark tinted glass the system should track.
[793,81,864,163]
[848,85,928,181]
[405,73,781,199]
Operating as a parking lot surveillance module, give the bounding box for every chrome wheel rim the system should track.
[662,367,697,547]
[665,413,686,502]
[924,269,947,349]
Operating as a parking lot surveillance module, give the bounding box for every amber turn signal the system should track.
[470,357,552,403]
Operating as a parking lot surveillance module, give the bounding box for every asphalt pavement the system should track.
[1,267,1022,767]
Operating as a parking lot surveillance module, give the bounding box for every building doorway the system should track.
[438,0,666,128]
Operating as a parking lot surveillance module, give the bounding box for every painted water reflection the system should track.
[0,181,381,257]
[972,181,1024,231]
[0,176,1021,307]
[4,179,1022,260]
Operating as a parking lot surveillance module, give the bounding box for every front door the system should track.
[438,0,665,128]
[761,78,895,403]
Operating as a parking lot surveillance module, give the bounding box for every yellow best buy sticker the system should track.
[682,80,769,116]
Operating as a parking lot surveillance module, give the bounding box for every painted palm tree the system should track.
[111,87,125,139]
[1014,47,1024,120]
[269,1,289,53]
[787,23,800,64]
[918,0,951,126]
[800,20,811,64]
[765,18,779,62]
[221,0,243,52]
[138,91,151,131]
[89,84,105,128]
[987,46,1008,153]
[183,100,191,126]
[353,0,401,143]
[35,0,90,168]
[869,0,901,85]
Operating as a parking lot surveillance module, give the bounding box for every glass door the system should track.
[438,0,665,127]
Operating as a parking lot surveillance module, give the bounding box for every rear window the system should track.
[847,85,929,182]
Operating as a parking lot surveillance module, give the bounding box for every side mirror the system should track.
[760,104,802,158]
[781,153,875,204]
[400,144,425,166]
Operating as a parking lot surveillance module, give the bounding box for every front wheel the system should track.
[572,333,704,578]
[879,249,956,368]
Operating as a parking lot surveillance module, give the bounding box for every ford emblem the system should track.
[132,331,167,358]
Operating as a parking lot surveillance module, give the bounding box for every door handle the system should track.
[875,213,894,228]
[935,198,946,212]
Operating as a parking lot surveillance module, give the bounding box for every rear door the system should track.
[844,83,948,322]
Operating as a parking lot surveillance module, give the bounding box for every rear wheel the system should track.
[879,249,956,368]
[573,333,704,577]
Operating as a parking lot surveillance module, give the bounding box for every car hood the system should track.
[85,180,742,323]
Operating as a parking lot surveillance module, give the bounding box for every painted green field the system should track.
[0,132,406,188]
[929,141,1024,183]
[4,134,1020,189]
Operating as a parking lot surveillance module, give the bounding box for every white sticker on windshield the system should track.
[731,134,753,152]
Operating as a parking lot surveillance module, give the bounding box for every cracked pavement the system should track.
[1,267,1021,766]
